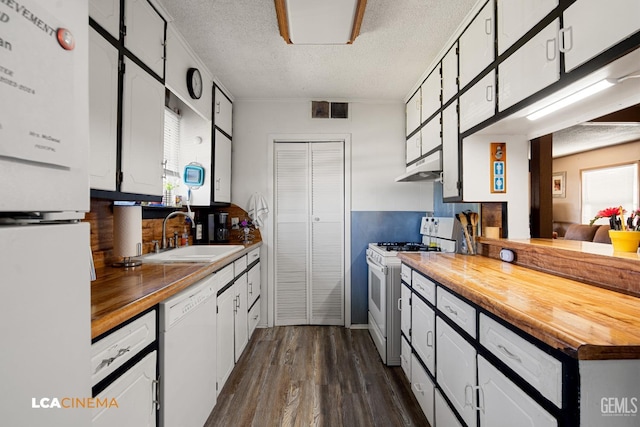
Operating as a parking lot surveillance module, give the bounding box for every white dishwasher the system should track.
[160,274,217,427]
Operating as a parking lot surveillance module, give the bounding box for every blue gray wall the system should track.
[350,210,426,325]
[350,183,479,326]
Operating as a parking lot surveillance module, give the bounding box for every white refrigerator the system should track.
[0,1,92,426]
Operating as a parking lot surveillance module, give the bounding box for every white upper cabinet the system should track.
[213,129,232,204]
[89,28,119,191]
[458,0,494,89]
[89,0,120,39]
[124,0,165,78]
[498,19,560,111]
[214,87,233,137]
[166,25,213,121]
[460,70,495,133]
[497,0,558,55]
[442,103,459,199]
[421,66,441,122]
[406,89,421,136]
[561,0,640,72]
[120,57,165,196]
[406,131,422,164]
[441,46,458,104]
[421,114,441,155]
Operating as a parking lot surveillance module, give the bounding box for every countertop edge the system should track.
[91,242,262,339]
[398,253,640,361]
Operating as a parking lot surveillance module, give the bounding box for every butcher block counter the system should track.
[398,251,640,360]
[91,242,262,339]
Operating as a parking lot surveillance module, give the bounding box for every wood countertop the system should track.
[91,242,262,339]
[398,252,640,360]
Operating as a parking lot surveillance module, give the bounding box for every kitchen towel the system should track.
[247,192,269,228]
[113,205,142,258]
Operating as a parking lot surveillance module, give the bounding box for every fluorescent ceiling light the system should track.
[527,79,617,121]
[275,0,367,45]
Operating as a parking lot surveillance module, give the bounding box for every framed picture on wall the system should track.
[552,171,566,198]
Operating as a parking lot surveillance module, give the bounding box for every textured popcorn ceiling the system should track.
[553,123,640,158]
[156,0,477,100]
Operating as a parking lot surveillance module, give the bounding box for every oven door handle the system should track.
[366,257,387,275]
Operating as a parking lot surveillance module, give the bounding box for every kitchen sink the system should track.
[139,245,245,263]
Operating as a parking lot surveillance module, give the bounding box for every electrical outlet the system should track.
[231,217,239,228]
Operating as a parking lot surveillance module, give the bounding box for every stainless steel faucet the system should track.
[162,211,195,250]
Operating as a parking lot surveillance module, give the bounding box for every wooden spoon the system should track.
[458,213,473,254]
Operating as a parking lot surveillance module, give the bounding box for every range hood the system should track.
[395,151,442,182]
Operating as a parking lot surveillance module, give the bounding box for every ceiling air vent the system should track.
[312,101,349,119]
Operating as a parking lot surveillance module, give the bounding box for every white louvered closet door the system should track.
[274,142,344,326]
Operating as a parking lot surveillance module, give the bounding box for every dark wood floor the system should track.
[205,326,429,427]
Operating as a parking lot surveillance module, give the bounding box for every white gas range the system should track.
[366,217,460,365]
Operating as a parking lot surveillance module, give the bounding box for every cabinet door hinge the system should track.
[116,170,123,185]
[121,25,127,38]
[457,181,462,190]
[118,58,125,73]
[216,305,219,314]
[409,328,412,337]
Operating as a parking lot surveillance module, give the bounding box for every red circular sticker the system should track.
[57,28,75,51]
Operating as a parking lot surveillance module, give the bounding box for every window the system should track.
[163,107,181,183]
[581,163,639,224]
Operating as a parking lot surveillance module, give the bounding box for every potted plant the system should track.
[591,206,640,252]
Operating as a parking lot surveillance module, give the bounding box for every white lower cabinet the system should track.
[234,272,249,361]
[401,336,412,380]
[435,389,464,427]
[411,354,435,426]
[92,351,157,427]
[400,282,411,339]
[478,356,557,427]
[216,281,235,395]
[248,299,260,338]
[436,317,477,427]
[411,296,435,375]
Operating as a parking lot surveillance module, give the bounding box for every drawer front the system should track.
[247,262,261,308]
[401,264,412,284]
[91,310,156,386]
[480,314,563,407]
[248,299,260,338]
[234,255,247,276]
[401,336,411,380]
[216,264,235,293]
[92,350,157,426]
[437,287,477,338]
[247,247,260,264]
[412,271,436,305]
[478,355,557,426]
[411,354,435,425]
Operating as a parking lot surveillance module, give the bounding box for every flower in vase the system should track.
[589,206,634,230]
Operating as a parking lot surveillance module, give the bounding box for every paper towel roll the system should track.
[113,205,142,258]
